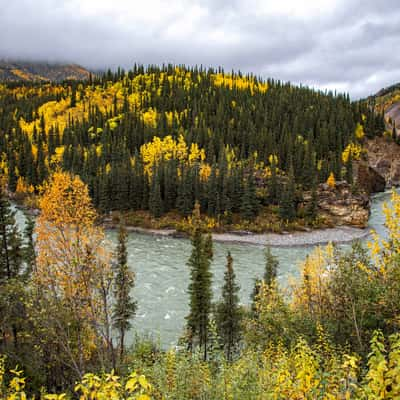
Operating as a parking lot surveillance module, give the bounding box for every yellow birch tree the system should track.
[33,170,114,377]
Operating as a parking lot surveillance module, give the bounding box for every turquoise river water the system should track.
[13,190,392,348]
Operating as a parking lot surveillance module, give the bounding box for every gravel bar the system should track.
[110,224,372,248]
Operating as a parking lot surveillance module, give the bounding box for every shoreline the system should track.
[15,201,374,248]
[105,223,371,248]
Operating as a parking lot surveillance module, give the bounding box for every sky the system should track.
[1,0,399,98]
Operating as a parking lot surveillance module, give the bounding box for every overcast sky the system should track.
[1,0,399,98]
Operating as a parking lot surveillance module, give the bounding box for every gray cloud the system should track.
[0,0,399,98]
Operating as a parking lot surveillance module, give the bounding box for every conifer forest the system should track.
[0,66,385,229]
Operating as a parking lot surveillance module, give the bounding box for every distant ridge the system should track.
[374,82,400,98]
[0,60,91,82]
[370,82,400,136]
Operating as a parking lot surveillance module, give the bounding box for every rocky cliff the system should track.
[354,159,386,194]
[304,181,371,228]
[364,136,400,187]
[361,84,400,188]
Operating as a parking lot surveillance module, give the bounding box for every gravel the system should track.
[211,226,371,247]
[118,225,371,248]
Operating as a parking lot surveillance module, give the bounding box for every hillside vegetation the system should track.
[0,65,385,230]
[367,82,400,136]
[0,60,90,82]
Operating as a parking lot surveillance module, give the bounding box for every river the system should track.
[13,190,393,348]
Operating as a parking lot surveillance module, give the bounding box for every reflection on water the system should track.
[13,190,394,348]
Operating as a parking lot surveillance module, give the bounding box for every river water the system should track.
[13,190,392,348]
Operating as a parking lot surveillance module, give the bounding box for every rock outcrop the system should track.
[304,181,371,228]
[364,137,400,187]
[354,160,386,194]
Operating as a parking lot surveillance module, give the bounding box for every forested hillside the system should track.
[0,65,385,228]
[368,82,400,138]
[0,60,90,82]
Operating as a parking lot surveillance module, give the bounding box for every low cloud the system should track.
[1,0,399,98]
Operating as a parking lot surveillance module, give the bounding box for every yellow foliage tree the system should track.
[342,142,362,163]
[34,171,114,377]
[140,135,205,176]
[292,244,335,322]
[355,122,365,140]
[212,73,268,94]
[326,172,336,188]
[368,190,400,275]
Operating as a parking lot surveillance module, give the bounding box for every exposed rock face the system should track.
[314,182,370,228]
[365,137,400,187]
[354,160,386,194]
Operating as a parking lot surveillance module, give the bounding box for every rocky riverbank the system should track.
[309,181,371,228]
[104,222,370,247]
[212,226,370,247]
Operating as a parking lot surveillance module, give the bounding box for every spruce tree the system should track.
[0,188,24,349]
[216,252,242,361]
[207,165,219,217]
[240,171,259,220]
[7,154,17,193]
[305,180,318,222]
[268,159,279,204]
[176,166,193,217]
[250,278,262,316]
[149,169,163,218]
[264,247,278,286]
[186,226,213,360]
[0,190,23,282]
[113,221,137,359]
[23,217,36,278]
[279,167,296,222]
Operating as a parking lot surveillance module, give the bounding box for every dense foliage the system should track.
[0,65,385,226]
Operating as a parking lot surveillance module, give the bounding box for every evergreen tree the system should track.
[0,190,23,282]
[215,252,242,361]
[113,221,137,360]
[264,247,278,286]
[149,169,163,218]
[345,154,354,184]
[0,188,24,350]
[268,159,279,204]
[176,166,193,217]
[279,168,296,222]
[250,278,262,316]
[207,165,219,217]
[240,171,259,220]
[305,179,318,222]
[186,227,213,360]
[7,154,17,193]
[23,217,36,278]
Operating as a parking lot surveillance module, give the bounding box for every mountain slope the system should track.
[0,60,91,82]
[371,83,400,135]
